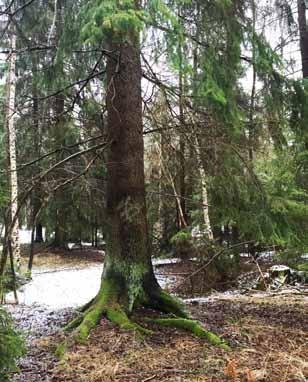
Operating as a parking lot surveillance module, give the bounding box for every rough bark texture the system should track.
[53,94,68,249]
[31,70,44,244]
[52,1,68,249]
[298,0,308,78]
[68,34,165,341]
[68,14,226,350]
[103,35,156,296]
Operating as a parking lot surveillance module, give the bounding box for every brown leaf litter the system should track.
[46,294,308,382]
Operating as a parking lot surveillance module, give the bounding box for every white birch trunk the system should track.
[195,143,213,240]
[5,31,21,269]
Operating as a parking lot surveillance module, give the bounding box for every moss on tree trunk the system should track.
[67,5,227,350]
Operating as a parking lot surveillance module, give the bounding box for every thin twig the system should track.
[173,241,255,291]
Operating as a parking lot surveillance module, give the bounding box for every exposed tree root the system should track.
[66,280,229,349]
[67,304,152,343]
[65,277,153,343]
[77,298,95,313]
[145,317,230,350]
[146,289,188,318]
[64,314,84,332]
[106,306,152,335]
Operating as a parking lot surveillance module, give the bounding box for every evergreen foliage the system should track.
[0,307,25,382]
[0,0,307,276]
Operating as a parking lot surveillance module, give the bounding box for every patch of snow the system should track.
[258,251,275,259]
[9,265,104,309]
[152,257,197,266]
[6,262,178,309]
[270,265,290,272]
[0,227,46,244]
[184,290,246,304]
[239,253,250,258]
[153,258,182,266]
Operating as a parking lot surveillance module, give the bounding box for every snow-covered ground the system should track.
[5,263,178,309]
[0,227,46,245]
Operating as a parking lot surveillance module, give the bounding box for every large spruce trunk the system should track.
[67,8,227,350]
[67,32,188,342]
[102,36,158,303]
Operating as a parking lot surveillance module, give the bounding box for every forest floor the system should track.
[6,249,308,382]
[19,244,104,271]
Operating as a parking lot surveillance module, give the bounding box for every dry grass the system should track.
[19,244,103,272]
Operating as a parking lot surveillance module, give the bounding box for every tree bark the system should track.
[177,6,188,229]
[35,223,43,243]
[103,34,158,306]
[249,0,256,161]
[5,30,21,270]
[192,5,213,240]
[298,0,308,78]
[50,0,68,249]
[197,151,214,240]
[31,65,44,244]
[68,23,188,343]
[53,93,68,249]
[67,6,227,350]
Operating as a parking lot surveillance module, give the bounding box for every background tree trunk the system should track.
[5,30,21,269]
[298,0,308,78]
[52,0,68,249]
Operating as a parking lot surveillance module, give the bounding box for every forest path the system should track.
[6,253,178,309]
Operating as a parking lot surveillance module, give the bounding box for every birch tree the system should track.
[5,27,21,270]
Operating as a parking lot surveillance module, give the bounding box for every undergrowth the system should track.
[0,307,25,382]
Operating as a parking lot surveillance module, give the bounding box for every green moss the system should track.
[146,318,230,350]
[55,341,67,360]
[127,263,148,311]
[297,263,308,271]
[107,306,152,335]
[24,270,32,280]
[68,274,152,342]
[71,277,119,342]
[74,304,107,343]
[64,314,84,332]
[153,290,188,318]
[66,263,226,348]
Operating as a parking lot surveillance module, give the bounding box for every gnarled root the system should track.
[65,278,151,343]
[146,290,230,349]
[66,281,229,349]
[68,303,151,343]
[146,288,188,318]
[145,317,230,350]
